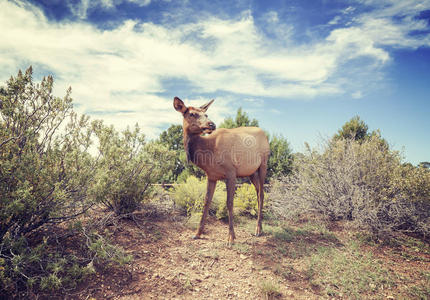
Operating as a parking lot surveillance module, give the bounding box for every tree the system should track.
[334,115,369,141]
[158,124,185,182]
[334,116,389,152]
[267,134,293,180]
[157,124,204,182]
[159,124,183,151]
[219,107,259,129]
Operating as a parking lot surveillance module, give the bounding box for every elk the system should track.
[173,97,270,245]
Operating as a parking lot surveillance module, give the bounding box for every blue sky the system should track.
[1,0,429,164]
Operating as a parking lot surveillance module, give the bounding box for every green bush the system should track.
[171,177,262,219]
[0,67,95,242]
[269,136,430,237]
[234,183,258,216]
[171,176,226,217]
[90,121,175,215]
[1,234,93,294]
[216,183,258,219]
[0,68,98,296]
[0,68,132,297]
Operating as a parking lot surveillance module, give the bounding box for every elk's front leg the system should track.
[193,179,217,239]
[226,177,236,246]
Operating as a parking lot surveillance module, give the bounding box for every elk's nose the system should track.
[208,121,216,130]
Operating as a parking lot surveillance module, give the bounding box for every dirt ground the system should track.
[74,213,321,300]
[70,208,430,300]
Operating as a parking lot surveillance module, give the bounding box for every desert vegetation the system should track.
[1,68,429,299]
[269,135,430,238]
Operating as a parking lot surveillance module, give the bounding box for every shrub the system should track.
[234,183,258,216]
[0,67,95,242]
[0,67,100,296]
[0,68,132,297]
[171,177,263,220]
[90,121,175,215]
[171,176,226,217]
[269,136,430,237]
[0,224,131,297]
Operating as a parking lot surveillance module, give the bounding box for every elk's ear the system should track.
[200,99,214,112]
[173,97,187,114]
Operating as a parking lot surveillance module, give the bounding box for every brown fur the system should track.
[174,97,270,245]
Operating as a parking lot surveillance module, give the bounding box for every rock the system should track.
[240,254,247,260]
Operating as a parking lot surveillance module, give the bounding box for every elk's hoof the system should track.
[192,235,200,240]
[227,235,235,247]
[255,228,262,236]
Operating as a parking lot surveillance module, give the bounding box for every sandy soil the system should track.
[70,208,430,300]
[78,214,319,300]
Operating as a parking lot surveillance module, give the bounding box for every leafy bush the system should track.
[171,176,226,217]
[269,136,430,237]
[1,234,93,295]
[91,121,175,215]
[0,224,131,297]
[0,67,95,242]
[0,67,100,296]
[171,177,262,219]
[0,68,132,297]
[234,183,258,216]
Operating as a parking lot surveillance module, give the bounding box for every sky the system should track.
[1,0,429,164]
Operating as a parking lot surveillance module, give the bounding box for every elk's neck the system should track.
[183,130,208,165]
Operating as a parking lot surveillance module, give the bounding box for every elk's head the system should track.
[174,97,216,135]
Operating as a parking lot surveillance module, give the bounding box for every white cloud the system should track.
[68,0,90,19]
[343,6,356,14]
[68,0,152,19]
[359,0,430,18]
[0,0,430,137]
[328,16,341,25]
[326,0,430,53]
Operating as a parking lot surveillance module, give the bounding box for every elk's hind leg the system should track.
[257,163,268,236]
[194,179,216,239]
[250,171,263,236]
